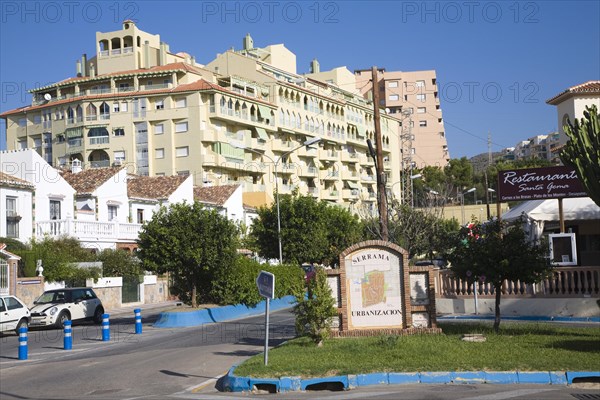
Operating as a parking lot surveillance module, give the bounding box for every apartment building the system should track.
[1,21,434,211]
[353,69,449,169]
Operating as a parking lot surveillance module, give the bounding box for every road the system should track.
[1,307,598,400]
[0,306,296,399]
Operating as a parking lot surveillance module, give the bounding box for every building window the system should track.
[177,170,190,176]
[49,200,61,220]
[416,94,426,102]
[176,146,189,157]
[388,81,398,88]
[388,94,399,101]
[114,151,125,163]
[155,123,164,135]
[18,118,27,127]
[136,209,144,224]
[121,101,128,112]
[113,128,125,136]
[416,80,425,88]
[6,197,19,238]
[155,148,165,159]
[112,102,120,113]
[108,205,118,221]
[17,140,27,149]
[417,107,426,114]
[175,98,187,108]
[175,121,188,133]
[155,99,164,110]
[419,120,427,127]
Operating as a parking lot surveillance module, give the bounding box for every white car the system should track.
[0,295,31,334]
[30,288,104,329]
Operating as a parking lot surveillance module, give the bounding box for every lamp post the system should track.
[233,137,321,264]
[410,173,422,208]
[486,188,496,220]
[460,187,476,225]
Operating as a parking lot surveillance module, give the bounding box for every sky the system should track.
[1,0,599,159]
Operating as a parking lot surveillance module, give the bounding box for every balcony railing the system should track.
[36,219,143,241]
[89,136,109,145]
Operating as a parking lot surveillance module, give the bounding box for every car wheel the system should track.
[15,318,28,335]
[55,311,70,329]
[93,306,104,324]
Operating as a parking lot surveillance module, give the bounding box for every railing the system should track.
[435,267,600,298]
[67,138,83,147]
[89,136,109,145]
[36,219,143,241]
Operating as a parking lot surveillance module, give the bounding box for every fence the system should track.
[435,266,600,299]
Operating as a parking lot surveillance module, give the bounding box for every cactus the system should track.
[560,104,600,207]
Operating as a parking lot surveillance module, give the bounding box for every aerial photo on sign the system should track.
[498,166,588,202]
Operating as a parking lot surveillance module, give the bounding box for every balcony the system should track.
[341,152,359,163]
[342,189,360,199]
[342,170,359,181]
[89,136,109,146]
[321,170,339,181]
[307,187,319,197]
[323,189,339,200]
[319,149,338,162]
[36,219,142,241]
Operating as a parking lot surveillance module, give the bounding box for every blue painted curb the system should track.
[221,368,600,392]
[153,295,296,328]
[438,314,600,323]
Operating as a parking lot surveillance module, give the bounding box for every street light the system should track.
[410,173,422,208]
[460,187,476,225]
[233,136,321,264]
[486,188,496,220]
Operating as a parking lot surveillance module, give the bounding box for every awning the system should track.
[254,127,269,141]
[65,127,83,138]
[347,181,359,190]
[257,105,272,118]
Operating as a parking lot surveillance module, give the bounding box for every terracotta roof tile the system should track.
[546,80,600,104]
[194,185,240,206]
[0,171,35,188]
[128,175,189,201]
[61,167,123,195]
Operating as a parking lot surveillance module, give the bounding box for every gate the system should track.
[0,259,9,295]
[122,276,140,303]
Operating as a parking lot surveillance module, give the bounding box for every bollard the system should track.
[18,326,28,360]
[63,320,72,350]
[101,313,110,341]
[134,308,142,334]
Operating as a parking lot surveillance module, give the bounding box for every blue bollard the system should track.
[63,320,72,350]
[101,313,110,341]
[134,308,142,334]
[18,326,28,360]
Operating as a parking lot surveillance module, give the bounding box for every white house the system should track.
[194,184,254,225]
[1,148,76,231]
[0,171,34,243]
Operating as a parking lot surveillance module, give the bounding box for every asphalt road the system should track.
[0,306,296,399]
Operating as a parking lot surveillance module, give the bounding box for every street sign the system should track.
[256,271,275,299]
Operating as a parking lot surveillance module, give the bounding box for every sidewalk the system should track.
[106,300,180,317]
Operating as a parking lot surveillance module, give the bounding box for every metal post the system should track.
[64,320,72,350]
[275,164,283,265]
[102,313,110,341]
[134,308,142,334]
[18,326,28,360]
[264,297,270,366]
[474,281,479,315]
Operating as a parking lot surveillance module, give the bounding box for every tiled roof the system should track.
[0,171,34,189]
[0,243,21,260]
[61,167,123,195]
[546,80,600,104]
[128,175,189,201]
[194,185,240,206]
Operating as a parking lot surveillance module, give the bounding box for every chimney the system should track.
[243,33,253,50]
[89,63,96,78]
[81,54,88,76]
[144,41,150,68]
[76,59,82,77]
[159,42,166,66]
[71,159,82,174]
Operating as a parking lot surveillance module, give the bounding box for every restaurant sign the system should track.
[498,166,587,202]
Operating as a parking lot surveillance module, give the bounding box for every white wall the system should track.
[222,185,244,224]
[94,168,129,223]
[0,185,33,242]
[0,149,75,222]
[167,175,194,205]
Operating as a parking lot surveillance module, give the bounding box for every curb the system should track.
[222,368,600,392]
[153,296,296,328]
[438,315,600,323]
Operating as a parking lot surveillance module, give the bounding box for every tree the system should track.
[250,193,363,265]
[561,104,600,206]
[446,219,551,332]
[292,267,337,346]
[97,249,142,278]
[137,202,238,307]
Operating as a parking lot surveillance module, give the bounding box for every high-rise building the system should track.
[0,22,447,211]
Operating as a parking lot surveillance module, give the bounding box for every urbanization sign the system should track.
[497,166,587,202]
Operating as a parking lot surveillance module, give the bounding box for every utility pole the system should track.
[372,66,388,241]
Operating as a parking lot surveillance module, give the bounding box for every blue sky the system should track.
[1,1,599,159]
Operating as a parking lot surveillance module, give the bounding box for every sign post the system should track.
[256,271,275,366]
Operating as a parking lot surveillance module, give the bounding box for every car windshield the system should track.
[35,291,67,304]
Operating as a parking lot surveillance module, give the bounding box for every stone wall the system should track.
[144,278,169,304]
[15,277,45,307]
[95,286,122,311]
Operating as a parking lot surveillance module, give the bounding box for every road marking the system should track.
[460,388,557,400]
[188,372,226,393]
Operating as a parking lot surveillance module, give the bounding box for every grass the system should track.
[234,322,600,378]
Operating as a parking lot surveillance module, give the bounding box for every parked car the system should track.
[29,288,104,329]
[0,295,31,334]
